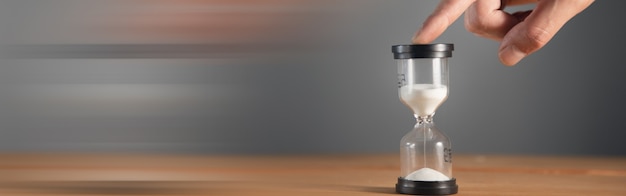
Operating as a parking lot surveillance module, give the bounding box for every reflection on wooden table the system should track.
[0,153,625,195]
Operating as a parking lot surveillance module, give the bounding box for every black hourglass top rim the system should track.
[392,44,454,59]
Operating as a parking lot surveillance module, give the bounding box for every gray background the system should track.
[0,0,624,155]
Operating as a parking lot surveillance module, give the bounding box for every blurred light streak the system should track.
[7,83,243,117]
[0,0,349,154]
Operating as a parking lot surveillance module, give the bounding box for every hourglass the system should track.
[392,44,458,195]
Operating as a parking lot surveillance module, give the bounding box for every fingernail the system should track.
[411,31,421,44]
[499,44,525,66]
[412,28,426,44]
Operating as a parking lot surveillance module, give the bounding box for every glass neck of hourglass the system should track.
[415,115,434,124]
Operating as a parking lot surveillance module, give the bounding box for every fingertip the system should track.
[498,44,525,66]
[411,36,429,44]
[411,29,431,44]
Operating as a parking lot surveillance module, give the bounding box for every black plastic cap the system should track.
[392,44,454,59]
[396,177,458,195]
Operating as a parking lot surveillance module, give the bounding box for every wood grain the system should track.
[0,153,624,195]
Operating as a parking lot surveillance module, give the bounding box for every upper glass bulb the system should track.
[396,54,450,118]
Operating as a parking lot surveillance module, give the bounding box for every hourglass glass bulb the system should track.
[400,84,448,118]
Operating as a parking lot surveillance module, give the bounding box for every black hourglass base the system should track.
[396,177,458,195]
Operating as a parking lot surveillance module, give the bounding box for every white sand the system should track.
[405,167,450,181]
[400,84,447,117]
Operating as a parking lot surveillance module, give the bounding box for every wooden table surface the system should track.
[0,153,624,195]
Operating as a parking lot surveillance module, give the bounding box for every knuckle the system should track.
[464,16,487,35]
[523,26,552,52]
[463,9,500,37]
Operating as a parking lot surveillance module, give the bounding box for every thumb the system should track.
[498,0,594,66]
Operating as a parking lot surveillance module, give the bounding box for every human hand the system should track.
[413,0,594,66]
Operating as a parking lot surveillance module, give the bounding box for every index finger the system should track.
[413,0,476,44]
